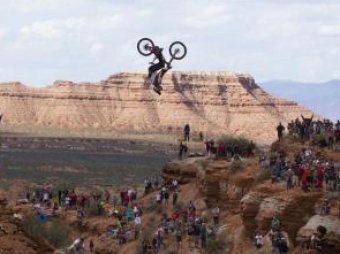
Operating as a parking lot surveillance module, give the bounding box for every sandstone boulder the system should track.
[296,215,340,251]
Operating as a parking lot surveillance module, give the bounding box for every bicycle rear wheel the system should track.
[169,41,187,60]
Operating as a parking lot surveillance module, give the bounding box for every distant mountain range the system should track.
[260,80,340,121]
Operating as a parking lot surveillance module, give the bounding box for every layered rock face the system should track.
[163,157,255,211]
[0,72,315,143]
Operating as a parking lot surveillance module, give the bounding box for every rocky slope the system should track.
[0,71,315,144]
[0,195,54,254]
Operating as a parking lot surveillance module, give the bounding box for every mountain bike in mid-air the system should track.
[137,38,187,95]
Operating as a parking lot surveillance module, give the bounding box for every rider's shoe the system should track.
[153,86,161,95]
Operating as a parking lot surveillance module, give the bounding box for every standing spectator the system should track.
[205,140,211,156]
[277,122,285,141]
[201,223,207,249]
[286,168,293,191]
[142,239,149,254]
[178,141,188,160]
[172,179,178,190]
[184,124,190,142]
[212,203,220,225]
[176,228,182,253]
[164,190,169,207]
[89,239,94,253]
[172,190,178,207]
[217,142,225,159]
[134,216,142,239]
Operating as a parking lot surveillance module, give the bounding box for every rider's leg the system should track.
[148,62,165,78]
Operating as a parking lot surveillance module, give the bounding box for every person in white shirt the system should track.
[156,193,161,204]
[254,232,263,248]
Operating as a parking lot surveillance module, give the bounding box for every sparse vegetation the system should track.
[229,160,245,173]
[255,167,272,183]
[23,215,71,248]
[85,202,100,217]
[218,136,257,157]
[206,238,227,253]
[311,133,328,148]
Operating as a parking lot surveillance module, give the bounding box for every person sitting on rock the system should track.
[320,198,330,215]
[254,231,263,248]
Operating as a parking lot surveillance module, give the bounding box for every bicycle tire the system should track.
[137,38,154,56]
[169,41,187,60]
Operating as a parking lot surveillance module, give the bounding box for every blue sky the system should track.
[0,0,340,87]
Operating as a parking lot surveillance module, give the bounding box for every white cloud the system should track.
[20,17,87,39]
[181,4,232,29]
[16,0,74,13]
[319,24,340,36]
[90,43,103,56]
[0,28,7,39]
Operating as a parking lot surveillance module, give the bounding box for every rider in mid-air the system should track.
[138,38,187,95]
[148,46,168,94]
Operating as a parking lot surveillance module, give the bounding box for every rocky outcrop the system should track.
[162,157,204,183]
[296,215,340,251]
[241,188,323,240]
[163,157,256,210]
[0,72,316,144]
[203,160,254,211]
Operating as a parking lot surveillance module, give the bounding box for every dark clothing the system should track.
[179,142,188,160]
[184,124,190,141]
[148,49,166,79]
[173,192,178,206]
[277,124,285,141]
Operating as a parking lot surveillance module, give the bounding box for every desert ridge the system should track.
[0,71,315,144]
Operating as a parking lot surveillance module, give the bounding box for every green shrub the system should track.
[23,215,71,248]
[218,136,256,157]
[229,160,244,173]
[311,133,328,148]
[85,202,100,217]
[255,167,272,183]
[45,219,72,247]
[206,239,226,253]
[23,215,45,240]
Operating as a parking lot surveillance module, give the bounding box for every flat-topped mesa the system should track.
[0,71,315,144]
